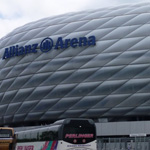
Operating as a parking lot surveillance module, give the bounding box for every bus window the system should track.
[39,126,59,141]
[30,130,38,141]
[0,129,12,138]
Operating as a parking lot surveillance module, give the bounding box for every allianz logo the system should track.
[2,36,96,60]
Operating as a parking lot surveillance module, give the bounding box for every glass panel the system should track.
[0,129,12,138]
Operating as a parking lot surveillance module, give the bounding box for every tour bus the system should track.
[15,118,97,150]
[0,127,16,150]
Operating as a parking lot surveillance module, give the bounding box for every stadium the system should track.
[1,2,150,149]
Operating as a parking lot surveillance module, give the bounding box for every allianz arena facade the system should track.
[1,3,150,126]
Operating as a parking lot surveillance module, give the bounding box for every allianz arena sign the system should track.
[2,36,96,59]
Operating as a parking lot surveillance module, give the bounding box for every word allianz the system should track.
[2,36,96,59]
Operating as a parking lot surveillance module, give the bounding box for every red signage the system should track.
[17,146,34,150]
[65,134,94,139]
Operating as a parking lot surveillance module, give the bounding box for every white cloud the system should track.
[0,0,91,38]
[0,0,150,39]
[0,18,30,39]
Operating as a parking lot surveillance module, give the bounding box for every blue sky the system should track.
[0,0,150,39]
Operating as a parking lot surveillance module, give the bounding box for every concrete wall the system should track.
[96,121,150,136]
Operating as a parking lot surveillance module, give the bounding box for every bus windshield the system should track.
[0,129,12,138]
[62,120,96,144]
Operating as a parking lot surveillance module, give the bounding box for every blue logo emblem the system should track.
[40,37,53,52]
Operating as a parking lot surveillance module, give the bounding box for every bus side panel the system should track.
[0,144,9,150]
[57,140,97,150]
[15,141,58,150]
[0,139,14,150]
